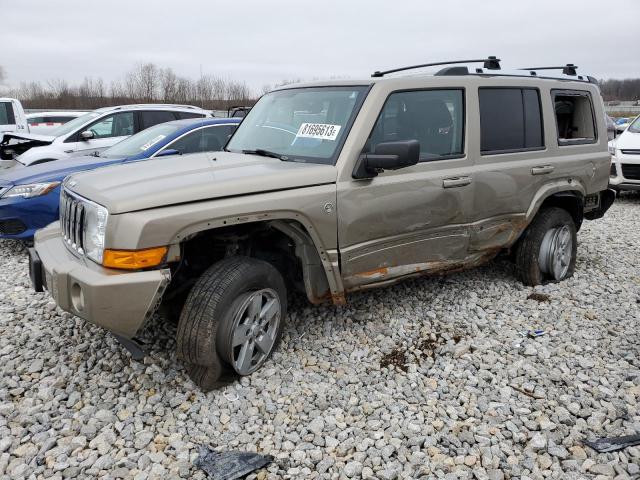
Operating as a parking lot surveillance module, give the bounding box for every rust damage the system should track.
[344,247,501,292]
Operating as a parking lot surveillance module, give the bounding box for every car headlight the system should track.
[2,182,60,199]
[82,201,108,264]
[608,145,616,155]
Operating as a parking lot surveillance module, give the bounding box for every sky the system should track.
[1,0,639,94]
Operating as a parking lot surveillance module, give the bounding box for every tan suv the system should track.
[29,58,614,390]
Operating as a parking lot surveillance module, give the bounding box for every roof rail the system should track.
[520,64,578,76]
[372,56,500,78]
[110,104,202,111]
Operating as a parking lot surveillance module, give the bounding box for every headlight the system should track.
[2,182,60,199]
[608,145,616,155]
[82,201,108,264]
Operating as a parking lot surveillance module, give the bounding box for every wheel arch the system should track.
[175,217,343,306]
[526,184,585,231]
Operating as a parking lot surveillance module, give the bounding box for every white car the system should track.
[26,111,90,134]
[0,104,211,168]
[609,115,640,192]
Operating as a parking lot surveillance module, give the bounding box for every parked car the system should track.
[609,115,640,192]
[30,59,614,390]
[26,111,90,134]
[0,117,239,241]
[0,98,28,135]
[615,117,631,133]
[0,104,211,169]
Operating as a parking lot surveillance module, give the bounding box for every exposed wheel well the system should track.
[538,192,584,231]
[164,220,330,311]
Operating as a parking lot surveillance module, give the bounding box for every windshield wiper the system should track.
[242,149,289,161]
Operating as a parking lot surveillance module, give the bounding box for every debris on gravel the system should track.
[0,195,639,479]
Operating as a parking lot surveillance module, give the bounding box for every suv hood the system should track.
[613,129,640,150]
[67,151,338,214]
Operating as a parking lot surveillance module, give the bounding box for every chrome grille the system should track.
[60,189,85,254]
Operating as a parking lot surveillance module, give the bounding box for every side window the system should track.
[175,112,206,120]
[27,117,44,125]
[552,90,596,145]
[166,125,235,155]
[368,89,464,160]
[140,110,179,129]
[479,88,543,154]
[0,102,15,125]
[87,112,134,139]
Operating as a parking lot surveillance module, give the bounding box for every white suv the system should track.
[609,115,640,191]
[0,104,211,168]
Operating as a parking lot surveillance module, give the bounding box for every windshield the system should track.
[628,115,640,133]
[100,122,182,158]
[226,86,368,164]
[50,112,100,137]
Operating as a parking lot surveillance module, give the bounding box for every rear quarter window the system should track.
[552,90,597,145]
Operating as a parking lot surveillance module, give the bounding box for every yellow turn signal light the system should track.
[103,246,168,270]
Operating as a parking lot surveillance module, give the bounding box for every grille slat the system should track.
[60,189,85,255]
[621,164,640,181]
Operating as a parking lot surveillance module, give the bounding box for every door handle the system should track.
[442,176,472,188]
[531,165,555,175]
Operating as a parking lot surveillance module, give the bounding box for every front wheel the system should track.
[515,207,577,286]
[176,256,287,391]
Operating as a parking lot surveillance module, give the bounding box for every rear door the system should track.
[337,87,475,289]
[66,111,135,156]
[468,86,548,251]
[0,101,17,134]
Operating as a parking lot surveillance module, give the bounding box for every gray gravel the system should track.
[1,195,639,480]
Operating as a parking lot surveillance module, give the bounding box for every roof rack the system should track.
[372,56,500,78]
[520,64,578,76]
[110,104,202,111]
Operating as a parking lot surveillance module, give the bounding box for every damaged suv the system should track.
[30,58,614,390]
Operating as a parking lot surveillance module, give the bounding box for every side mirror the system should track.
[352,140,420,179]
[80,130,94,141]
[156,149,180,157]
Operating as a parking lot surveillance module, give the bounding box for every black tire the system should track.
[515,207,577,286]
[176,256,287,390]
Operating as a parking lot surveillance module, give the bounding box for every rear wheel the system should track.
[515,207,577,286]
[176,256,287,391]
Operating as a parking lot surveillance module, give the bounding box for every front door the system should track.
[67,111,135,156]
[337,88,474,290]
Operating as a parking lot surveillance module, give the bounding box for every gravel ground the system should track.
[1,195,639,480]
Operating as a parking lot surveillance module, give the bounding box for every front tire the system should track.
[176,256,287,391]
[515,207,577,286]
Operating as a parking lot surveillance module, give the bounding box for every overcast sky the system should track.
[2,0,638,93]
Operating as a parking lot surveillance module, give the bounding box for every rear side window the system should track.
[175,112,206,120]
[368,89,465,161]
[0,102,16,125]
[479,88,543,154]
[552,90,596,145]
[140,110,178,129]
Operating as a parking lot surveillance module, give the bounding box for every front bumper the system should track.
[33,224,170,338]
[0,187,60,240]
[609,154,640,191]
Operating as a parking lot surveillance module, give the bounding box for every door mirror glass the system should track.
[80,130,95,140]
[353,140,420,179]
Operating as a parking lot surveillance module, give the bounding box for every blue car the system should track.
[0,117,240,241]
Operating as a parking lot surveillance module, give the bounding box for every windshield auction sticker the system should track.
[296,123,341,141]
[140,135,166,151]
